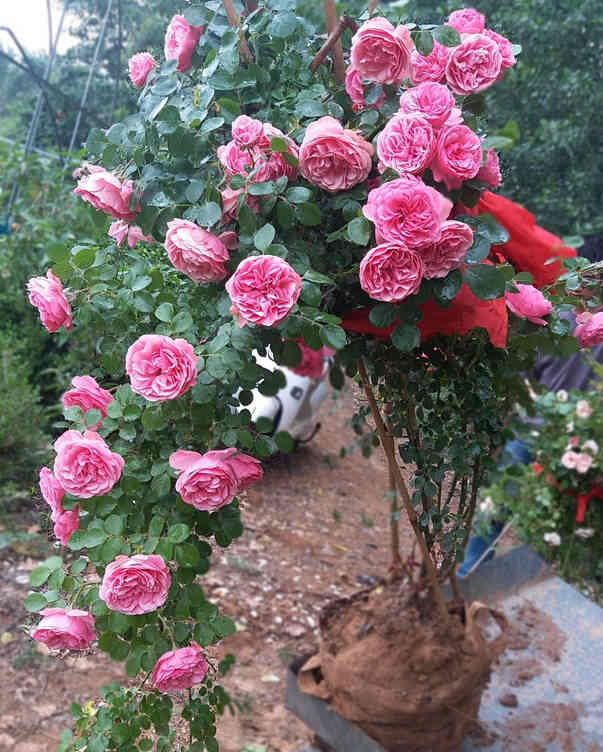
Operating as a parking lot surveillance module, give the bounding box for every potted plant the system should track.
[22,1,602,750]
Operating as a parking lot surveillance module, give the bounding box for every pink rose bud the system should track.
[61,375,114,430]
[164,15,203,72]
[431,124,482,190]
[231,115,264,147]
[445,34,502,96]
[126,335,197,402]
[74,170,139,222]
[483,29,516,74]
[344,65,386,112]
[99,554,171,615]
[53,430,124,499]
[218,125,298,183]
[446,8,486,34]
[108,220,153,249]
[225,255,302,327]
[504,284,553,325]
[575,400,592,419]
[477,149,502,188]
[421,220,474,279]
[27,269,72,333]
[377,113,436,176]
[399,82,456,130]
[363,175,453,250]
[359,242,424,303]
[151,643,208,693]
[39,467,65,519]
[350,17,413,85]
[290,340,334,380]
[410,41,451,86]
[164,219,229,283]
[574,312,603,348]
[218,231,239,251]
[299,116,373,193]
[169,447,263,511]
[53,507,80,546]
[128,52,157,87]
[32,608,96,650]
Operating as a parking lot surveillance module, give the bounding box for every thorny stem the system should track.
[357,358,450,626]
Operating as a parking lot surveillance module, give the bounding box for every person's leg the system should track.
[457,438,532,578]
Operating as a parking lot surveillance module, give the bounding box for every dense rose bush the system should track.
[431,124,482,190]
[445,34,503,95]
[107,220,153,248]
[377,114,436,175]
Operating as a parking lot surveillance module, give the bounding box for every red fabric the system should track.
[340,283,508,348]
[566,485,603,523]
[465,191,577,288]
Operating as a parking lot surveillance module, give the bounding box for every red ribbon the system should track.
[568,485,603,523]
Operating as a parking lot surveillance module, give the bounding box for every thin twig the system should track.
[221,0,254,64]
[357,359,450,626]
[309,15,357,77]
[322,0,346,84]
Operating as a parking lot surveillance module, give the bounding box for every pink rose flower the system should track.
[399,82,455,130]
[575,453,594,474]
[218,231,238,251]
[561,451,578,469]
[377,113,436,176]
[108,220,153,249]
[221,187,259,222]
[165,219,229,283]
[483,29,516,74]
[74,170,139,222]
[231,115,264,147]
[53,430,124,499]
[99,554,171,615]
[299,116,373,193]
[164,15,203,72]
[225,255,302,327]
[169,447,263,511]
[151,643,208,693]
[31,608,95,650]
[442,106,464,128]
[39,467,65,518]
[350,17,413,85]
[27,269,72,333]
[362,175,453,249]
[574,312,603,348]
[128,52,157,88]
[344,65,386,112]
[446,8,486,34]
[504,284,553,325]
[431,124,482,190]
[410,41,450,85]
[420,220,474,279]
[446,34,502,96]
[575,400,592,419]
[125,335,197,402]
[477,149,502,188]
[61,375,114,430]
[53,507,80,546]
[290,340,334,380]
[359,242,424,303]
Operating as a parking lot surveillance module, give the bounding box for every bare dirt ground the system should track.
[0,385,413,752]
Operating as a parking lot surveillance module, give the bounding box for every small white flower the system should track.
[566,421,575,433]
[556,390,568,402]
[575,527,595,540]
[479,496,494,514]
[576,400,592,419]
[582,440,599,455]
[530,430,540,437]
[544,532,561,546]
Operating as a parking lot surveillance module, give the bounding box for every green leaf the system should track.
[254,223,276,251]
[105,401,122,419]
[248,181,276,196]
[175,543,201,568]
[173,311,194,333]
[364,83,383,106]
[481,136,514,151]
[24,592,47,612]
[295,202,321,226]
[213,615,236,638]
[268,11,298,37]
[104,514,125,535]
[195,202,222,227]
[303,270,334,285]
[433,24,461,46]
[70,558,88,575]
[185,180,203,203]
[168,524,191,543]
[320,325,347,350]
[274,431,295,453]
[369,304,398,328]
[68,528,108,551]
[30,566,52,587]
[73,247,96,269]
[464,264,506,300]
[414,30,434,56]
[286,186,312,204]
[391,323,420,352]
[278,340,302,367]
[346,217,371,246]
[155,303,174,322]
[84,408,103,427]
[269,137,289,153]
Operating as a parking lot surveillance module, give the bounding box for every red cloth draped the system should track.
[465,191,577,288]
[564,485,603,523]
